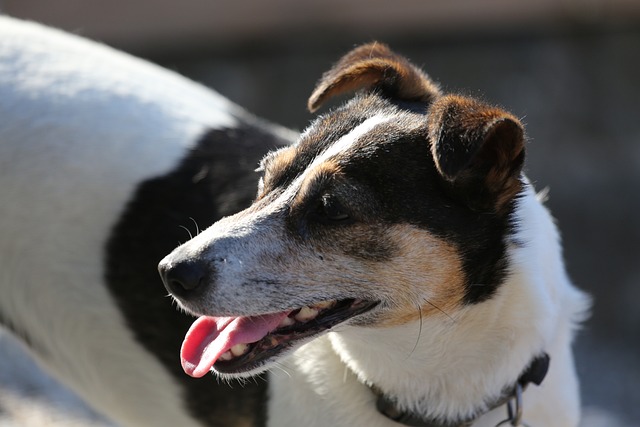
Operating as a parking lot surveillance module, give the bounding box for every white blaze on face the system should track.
[274,113,397,207]
[309,114,395,169]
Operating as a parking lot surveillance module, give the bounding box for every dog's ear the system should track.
[308,42,441,112]
[427,95,525,212]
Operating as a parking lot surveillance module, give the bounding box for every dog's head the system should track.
[159,43,525,378]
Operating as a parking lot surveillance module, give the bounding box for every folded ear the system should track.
[308,42,441,112]
[427,95,526,212]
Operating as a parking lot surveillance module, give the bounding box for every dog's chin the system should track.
[210,342,296,380]
[209,299,380,377]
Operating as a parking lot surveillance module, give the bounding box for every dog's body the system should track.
[1,16,588,427]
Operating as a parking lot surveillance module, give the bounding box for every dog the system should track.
[158,43,590,427]
[1,16,588,427]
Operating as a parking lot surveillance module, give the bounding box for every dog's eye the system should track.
[317,195,351,223]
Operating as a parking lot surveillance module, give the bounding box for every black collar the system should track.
[372,353,550,427]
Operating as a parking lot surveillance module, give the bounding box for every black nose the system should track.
[158,258,207,298]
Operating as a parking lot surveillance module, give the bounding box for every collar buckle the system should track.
[495,383,530,427]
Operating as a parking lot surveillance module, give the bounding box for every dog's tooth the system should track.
[278,316,295,328]
[219,351,233,361]
[230,343,249,357]
[295,306,319,322]
[313,300,335,310]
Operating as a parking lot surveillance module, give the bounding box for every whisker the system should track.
[179,224,193,240]
[423,299,456,323]
[253,372,268,386]
[406,304,423,359]
[189,217,201,236]
[271,362,292,378]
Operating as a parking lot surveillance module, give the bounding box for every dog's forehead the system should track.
[262,96,427,189]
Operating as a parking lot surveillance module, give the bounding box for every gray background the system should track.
[1,1,639,425]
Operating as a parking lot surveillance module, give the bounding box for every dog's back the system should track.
[0,16,293,426]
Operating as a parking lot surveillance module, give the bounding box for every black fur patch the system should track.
[269,95,519,303]
[260,98,383,196]
[342,133,515,303]
[105,121,293,426]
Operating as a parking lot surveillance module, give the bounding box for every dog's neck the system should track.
[327,301,549,425]
[370,352,550,427]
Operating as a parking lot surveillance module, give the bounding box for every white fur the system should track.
[1,16,588,427]
[269,183,590,427]
[0,16,246,427]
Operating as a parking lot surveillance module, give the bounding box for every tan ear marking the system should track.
[427,95,526,212]
[308,42,441,112]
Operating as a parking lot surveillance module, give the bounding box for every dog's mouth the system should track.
[181,299,378,377]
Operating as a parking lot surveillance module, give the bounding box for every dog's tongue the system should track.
[181,312,289,378]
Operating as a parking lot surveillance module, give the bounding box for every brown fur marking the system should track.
[308,42,441,112]
[368,225,466,327]
[427,95,525,212]
[293,161,343,207]
[258,146,298,199]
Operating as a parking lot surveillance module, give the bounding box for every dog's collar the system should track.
[371,353,550,427]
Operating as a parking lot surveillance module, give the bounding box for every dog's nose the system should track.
[158,258,207,298]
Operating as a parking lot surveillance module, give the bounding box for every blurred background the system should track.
[0,1,639,425]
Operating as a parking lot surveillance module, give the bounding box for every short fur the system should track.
[1,16,588,427]
[161,43,590,427]
[0,16,294,427]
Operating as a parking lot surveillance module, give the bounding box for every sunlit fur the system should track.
[166,103,589,426]
[162,42,590,426]
[1,17,588,427]
[0,16,254,427]
[265,184,590,427]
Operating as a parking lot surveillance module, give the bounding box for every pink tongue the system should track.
[181,312,289,378]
